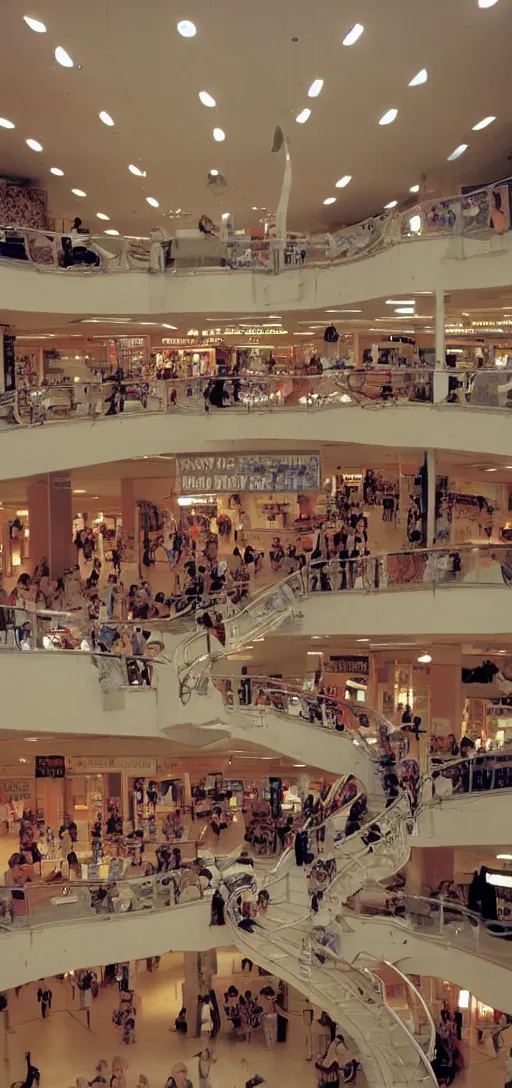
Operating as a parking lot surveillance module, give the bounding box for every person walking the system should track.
[37,984,52,1018]
[195,1048,216,1088]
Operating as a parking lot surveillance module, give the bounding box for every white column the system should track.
[426,449,436,547]
[433,288,448,403]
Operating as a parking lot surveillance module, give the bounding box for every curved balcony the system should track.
[2,368,512,478]
[0,183,511,317]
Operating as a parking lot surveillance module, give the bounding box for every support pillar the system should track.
[429,651,464,740]
[182,951,217,1036]
[406,846,455,896]
[27,474,73,578]
[433,288,448,403]
[426,449,436,547]
[121,478,136,563]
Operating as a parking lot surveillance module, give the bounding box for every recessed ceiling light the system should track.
[379,109,398,126]
[50,166,64,176]
[395,307,415,314]
[325,309,362,313]
[73,488,86,494]
[104,229,120,236]
[409,68,428,86]
[324,197,336,205]
[478,0,499,7]
[213,127,225,141]
[308,79,324,98]
[222,212,231,219]
[296,108,311,124]
[24,737,38,742]
[99,111,114,126]
[23,15,46,32]
[162,324,178,329]
[177,19,196,36]
[129,164,146,176]
[0,117,15,129]
[96,212,110,220]
[55,46,74,67]
[294,764,307,768]
[417,653,432,663]
[335,175,352,188]
[497,854,512,861]
[210,169,219,176]
[409,184,420,193]
[343,23,364,46]
[72,188,86,197]
[386,299,415,305]
[485,467,498,472]
[356,638,370,642]
[472,116,496,130]
[146,197,159,208]
[26,138,43,152]
[447,144,468,161]
[384,200,398,209]
[199,91,216,107]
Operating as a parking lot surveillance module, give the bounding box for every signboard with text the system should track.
[323,655,369,676]
[35,755,65,778]
[0,779,32,801]
[178,453,320,493]
[66,756,157,775]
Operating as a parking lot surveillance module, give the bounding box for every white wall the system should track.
[0,899,212,989]
[415,790,512,846]
[2,404,512,480]
[1,231,512,315]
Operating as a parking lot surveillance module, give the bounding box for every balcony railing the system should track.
[0,180,504,276]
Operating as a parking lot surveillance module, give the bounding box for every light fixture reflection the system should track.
[23,15,47,32]
[447,144,468,161]
[342,23,364,45]
[55,46,74,67]
[177,20,196,36]
[308,79,324,97]
[409,68,428,86]
[296,108,311,124]
[99,111,115,126]
[379,109,398,125]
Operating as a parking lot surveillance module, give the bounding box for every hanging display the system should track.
[178,452,320,493]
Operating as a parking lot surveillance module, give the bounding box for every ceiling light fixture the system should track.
[71,188,86,197]
[409,184,420,193]
[325,309,362,313]
[104,229,120,236]
[308,79,324,97]
[478,0,499,7]
[497,854,512,861]
[409,68,428,86]
[472,115,496,130]
[384,200,398,209]
[199,91,216,107]
[324,197,336,205]
[209,169,219,176]
[342,23,364,46]
[96,212,110,220]
[296,108,311,124]
[409,215,422,232]
[26,138,43,151]
[417,653,432,663]
[395,306,415,314]
[99,111,114,126]
[222,212,231,219]
[379,108,398,126]
[50,166,64,175]
[55,46,74,67]
[0,117,15,129]
[146,197,159,208]
[161,324,178,329]
[335,175,352,188]
[23,15,46,32]
[177,20,196,36]
[213,127,225,141]
[447,144,468,161]
[129,164,146,176]
[386,299,416,305]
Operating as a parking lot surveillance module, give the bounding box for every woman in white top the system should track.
[195,1048,216,1088]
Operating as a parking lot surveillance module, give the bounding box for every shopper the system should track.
[165,1064,192,1088]
[195,1049,216,1088]
[505,1046,512,1088]
[259,986,278,1049]
[174,1007,188,1034]
[36,984,52,1018]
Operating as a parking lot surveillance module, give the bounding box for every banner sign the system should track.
[66,756,157,774]
[178,453,320,493]
[35,755,65,778]
[0,779,31,801]
[323,655,369,676]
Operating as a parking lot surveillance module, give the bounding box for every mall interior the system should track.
[4,3,512,1088]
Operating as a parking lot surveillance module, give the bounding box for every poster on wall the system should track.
[35,755,65,778]
[0,779,32,801]
[323,655,369,676]
[177,453,320,493]
[0,334,15,395]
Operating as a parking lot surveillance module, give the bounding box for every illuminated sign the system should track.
[177,452,320,493]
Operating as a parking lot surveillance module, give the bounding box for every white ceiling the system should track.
[0,0,511,234]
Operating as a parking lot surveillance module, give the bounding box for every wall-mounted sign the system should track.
[161,337,222,346]
[223,327,288,337]
[323,655,369,676]
[66,756,157,774]
[35,755,65,779]
[0,779,32,801]
[178,452,320,493]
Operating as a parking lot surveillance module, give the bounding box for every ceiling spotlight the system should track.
[23,15,47,32]
[386,299,415,305]
[199,91,216,107]
[308,79,324,97]
[0,117,15,129]
[26,138,43,151]
[395,306,415,314]
[379,108,398,125]
[209,169,219,176]
[447,143,468,160]
[409,184,420,193]
[417,653,432,663]
[99,111,115,126]
[296,108,311,124]
[104,229,120,236]
[384,200,398,209]
[342,23,364,46]
[177,20,196,36]
[324,197,336,205]
[478,0,499,7]
[50,166,64,175]
[72,188,86,197]
[222,212,231,219]
[129,164,146,176]
[55,46,74,67]
[409,68,428,86]
[146,197,159,208]
[96,212,110,220]
[472,116,496,130]
[213,127,225,141]
[335,175,352,188]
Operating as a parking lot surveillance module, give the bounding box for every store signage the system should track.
[66,756,157,774]
[0,779,32,801]
[323,655,369,676]
[161,337,222,346]
[35,755,65,779]
[486,705,512,718]
[177,452,320,493]
[223,327,288,337]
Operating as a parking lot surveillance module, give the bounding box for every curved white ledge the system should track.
[1,231,512,315]
[416,788,512,846]
[1,404,512,481]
